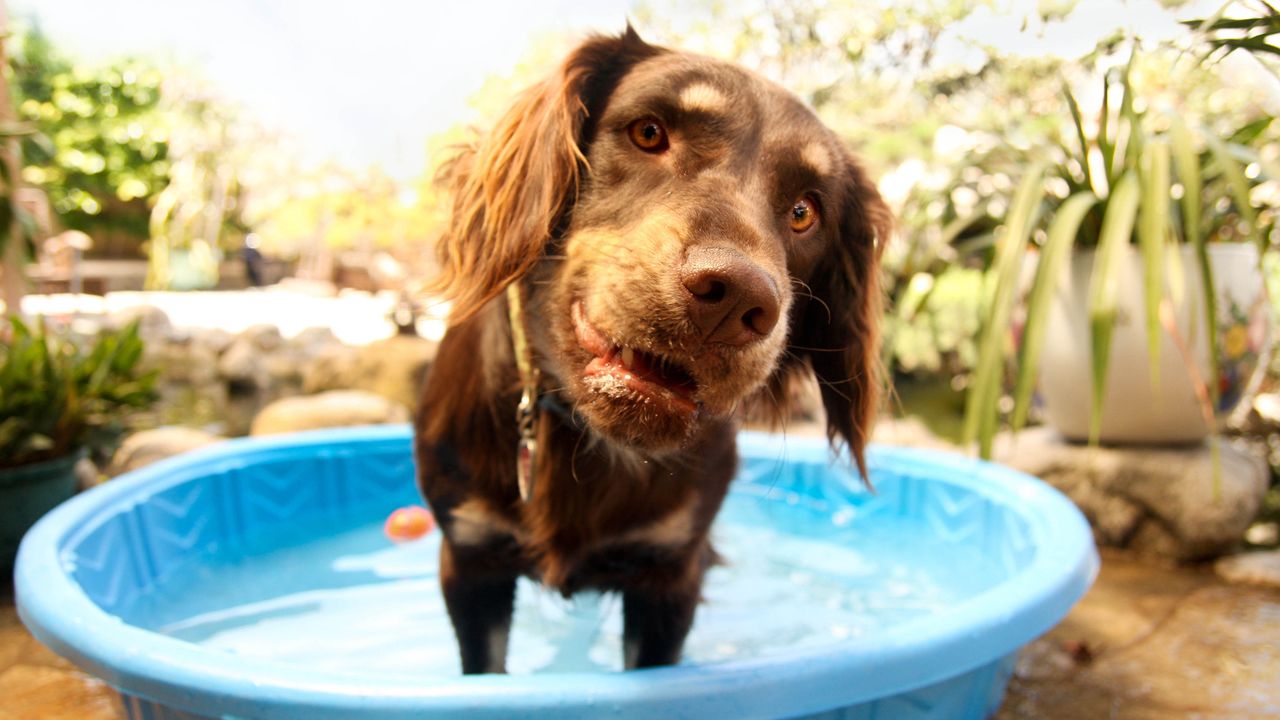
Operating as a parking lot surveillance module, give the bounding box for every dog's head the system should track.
[433,29,889,477]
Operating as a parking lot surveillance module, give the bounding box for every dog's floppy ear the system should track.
[431,28,660,323]
[790,151,891,481]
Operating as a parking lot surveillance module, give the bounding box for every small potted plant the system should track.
[1,316,158,572]
[964,49,1275,457]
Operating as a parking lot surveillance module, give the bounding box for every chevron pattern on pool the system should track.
[736,456,1036,581]
[69,441,418,619]
[114,653,1018,720]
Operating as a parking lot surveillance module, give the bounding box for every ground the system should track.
[1,584,117,720]
[4,548,1278,719]
[997,551,1280,719]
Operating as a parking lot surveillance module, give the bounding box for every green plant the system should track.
[0,317,159,470]
[884,265,986,376]
[963,51,1276,457]
[1184,1,1280,75]
[10,25,170,247]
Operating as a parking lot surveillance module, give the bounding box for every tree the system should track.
[10,23,169,256]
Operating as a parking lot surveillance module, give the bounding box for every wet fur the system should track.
[416,28,889,673]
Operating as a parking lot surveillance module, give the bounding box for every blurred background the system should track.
[5,3,1280,716]
[1,0,1277,486]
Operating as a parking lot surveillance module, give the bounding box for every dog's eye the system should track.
[628,118,669,153]
[789,196,819,234]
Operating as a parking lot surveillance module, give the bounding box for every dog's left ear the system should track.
[787,151,891,481]
[431,28,660,324]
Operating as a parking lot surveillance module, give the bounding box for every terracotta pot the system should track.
[1037,244,1272,444]
[1,450,85,573]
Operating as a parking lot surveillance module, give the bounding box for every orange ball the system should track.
[384,505,436,542]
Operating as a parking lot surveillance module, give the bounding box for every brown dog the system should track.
[415,27,889,673]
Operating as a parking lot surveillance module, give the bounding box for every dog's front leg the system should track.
[621,581,700,669]
[439,538,518,674]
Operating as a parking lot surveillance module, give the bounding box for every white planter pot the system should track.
[1037,243,1272,444]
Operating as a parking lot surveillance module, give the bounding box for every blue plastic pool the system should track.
[16,426,1096,719]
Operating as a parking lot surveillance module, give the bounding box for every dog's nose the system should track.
[680,246,781,346]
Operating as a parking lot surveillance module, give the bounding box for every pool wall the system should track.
[17,425,1097,720]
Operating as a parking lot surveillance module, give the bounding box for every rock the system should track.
[1254,393,1280,428]
[1245,521,1279,545]
[1215,550,1280,588]
[191,327,234,356]
[1229,392,1280,436]
[249,390,410,436]
[269,327,342,391]
[216,336,269,390]
[288,326,340,354]
[109,427,226,475]
[994,427,1269,561]
[216,324,294,390]
[301,344,361,394]
[146,335,220,386]
[350,335,436,409]
[74,456,100,491]
[106,305,171,339]
[239,323,284,352]
[299,335,434,408]
[263,352,304,388]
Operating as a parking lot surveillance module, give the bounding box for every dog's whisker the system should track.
[787,345,845,353]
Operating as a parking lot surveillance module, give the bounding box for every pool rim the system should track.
[16,425,1098,720]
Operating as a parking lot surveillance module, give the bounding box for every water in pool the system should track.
[136,489,999,680]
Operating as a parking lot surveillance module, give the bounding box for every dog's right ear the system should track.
[431,28,660,324]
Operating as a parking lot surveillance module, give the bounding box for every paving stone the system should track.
[1000,551,1280,719]
[0,596,118,720]
[1215,549,1280,589]
[0,664,120,720]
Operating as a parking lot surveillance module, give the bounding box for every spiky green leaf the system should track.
[1087,170,1141,446]
[1205,133,1266,252]
[1011,192,1097,432]
[1138,138,1171,392]
[964,164,1045,458]
[1063,81,1095,192]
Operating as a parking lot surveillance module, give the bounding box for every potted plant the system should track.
[964,50,1275,457]
[1,316,158,571]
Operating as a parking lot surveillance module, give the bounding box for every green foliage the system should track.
[962,164,1045,457]
[966,50,1276,456]
[1184,0,1280,73]
[11,24,170,244]
[0,317,158,469]
[640,0,1277,452]
[884,266,984,375]
[1010,191,1096,431]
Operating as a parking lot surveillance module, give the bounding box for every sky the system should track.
[13,0,637,181]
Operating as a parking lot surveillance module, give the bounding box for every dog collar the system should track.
[506,282,539,503]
